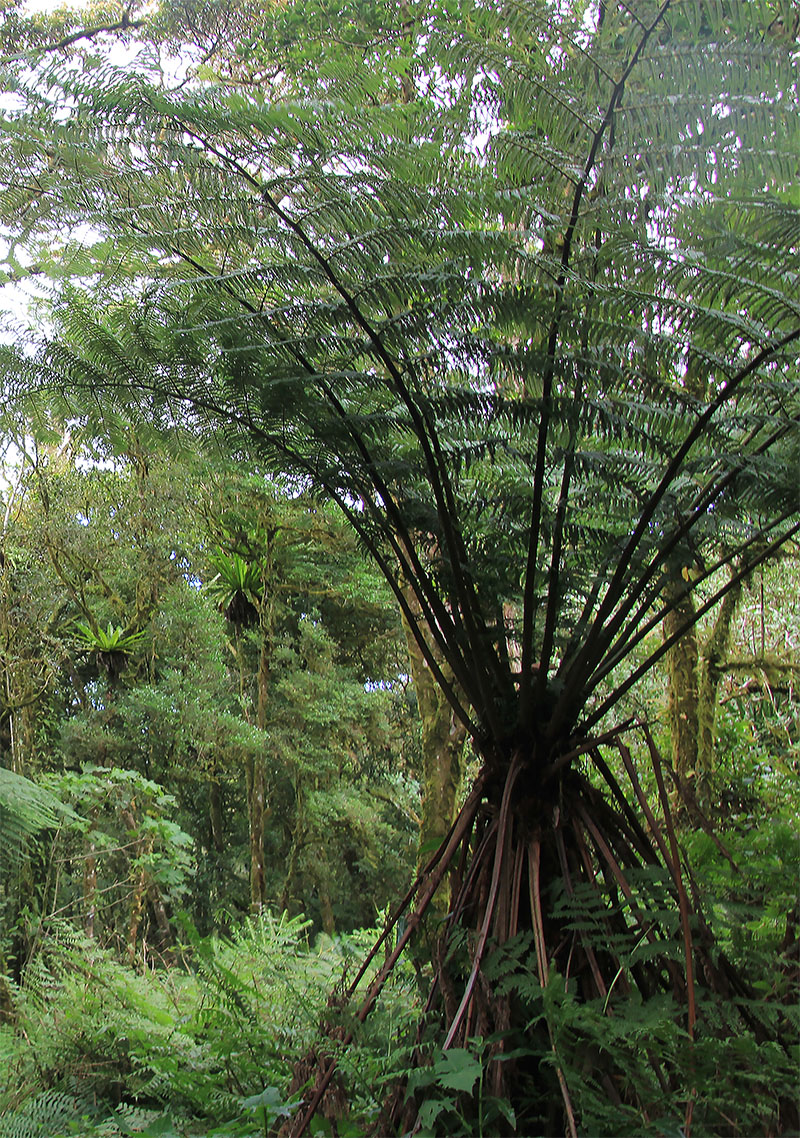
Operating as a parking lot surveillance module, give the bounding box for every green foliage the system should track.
[405,1043,518,1137]
[0,768,63,848]
[684,740,800,987]
[73,622,148,656]
[421,900,797,1138]
[205,550,263,626]
[0,766,196,964]
[50,764,193,868]
[0,434,417,941]
[0,912,421,1137]
[0,1088,100,1138]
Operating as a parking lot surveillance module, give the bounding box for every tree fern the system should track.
[1,0,798,1132]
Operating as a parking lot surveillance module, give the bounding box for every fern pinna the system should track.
[1,0,798,1132]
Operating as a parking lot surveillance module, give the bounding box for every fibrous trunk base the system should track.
[291,727,798,1138]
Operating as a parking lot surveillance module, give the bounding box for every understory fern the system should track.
[0,769,63,849]
[0,1090,100,1138]
[0,913,420,1136]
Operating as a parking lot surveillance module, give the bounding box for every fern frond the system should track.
[0,768,61,849]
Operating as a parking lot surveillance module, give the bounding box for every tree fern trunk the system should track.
[386,733,736,1136]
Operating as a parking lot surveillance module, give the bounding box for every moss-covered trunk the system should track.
[665,572,742,807]
[697,576,741,794]
[247,753,267,914]
[400,592,465,911]
[664,580,699,785]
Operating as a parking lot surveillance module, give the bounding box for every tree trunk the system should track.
[248,754,266,913]
[209,776,224,853]
[280,795,302,915]
[663,580,699,785]
[147,881,173,960]
[0,967,14,1025]
[83,838,97,939]
[82,792,101,940]
[127,865,148,965]
[400,594,465,912]
[121,805,149,965]
[120,804,173,962]
[319,883,335,937]
[8,701,37,775]
[248,626,271,913]
[697,574,742,795]
[232,617,269,914]
[665,571,743,811]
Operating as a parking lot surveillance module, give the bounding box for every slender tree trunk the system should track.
[249,628,270,913]
[9,703,37,774]
[209,777,224,853]
[280,794,302,914]
[663,580,699,786]
[697,574,742,798]
[83,838,97,939]
[0,965,14,1025]
[248,755,266,913]
[121,805,149,965]
[128,865,148,965]
[400,592,466,912]
[147,881,173,960]
[665,571,743,812]
[120,804,173,962]
[233,620,268,914]
[319,883,335,937]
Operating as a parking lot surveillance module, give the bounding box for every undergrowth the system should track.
[1,753,797,1138]
[0,912,419,1138]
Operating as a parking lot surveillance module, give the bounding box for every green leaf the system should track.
[434,1047,483,1094]
[241,1085,296,1120]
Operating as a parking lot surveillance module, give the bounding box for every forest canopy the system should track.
[0,0,798,1135]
